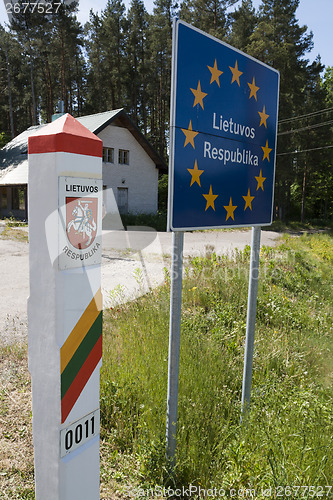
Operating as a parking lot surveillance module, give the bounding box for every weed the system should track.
[1,233,333,497]
[121,211,167,232]
[0,226,28,242]
[101,233,333,491]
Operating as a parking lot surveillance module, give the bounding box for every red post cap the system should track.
[28,114,103,158]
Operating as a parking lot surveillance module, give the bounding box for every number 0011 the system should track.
[60,409,100,457]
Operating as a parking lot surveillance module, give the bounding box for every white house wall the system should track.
[98,124,158,215]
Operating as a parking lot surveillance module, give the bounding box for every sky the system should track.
[0,0,332,69]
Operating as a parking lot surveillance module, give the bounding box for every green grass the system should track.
[1,217,28,227]
[1,232,332,498]
[0,345,35,499]
[0,226,29,242]
[0,217,29,242]
[120,211,167,232]
[119,212,333,236]
[265,219,333,233]
[101,232,333,497]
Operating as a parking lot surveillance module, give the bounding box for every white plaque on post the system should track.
[58,176,102,270]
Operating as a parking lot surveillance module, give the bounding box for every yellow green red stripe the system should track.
[60,288,103,423]
[60,288,102,373]
[61,336,102,423]
[61,312,102,399]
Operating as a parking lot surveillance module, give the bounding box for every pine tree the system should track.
[51,1,85,117]
[84,12,105,114]
[147,0,177,158]
[0,25,32,135]
[247,0,314,220]
[100,0,128,110]
[126,0,150,130]
[9,0,50,125]
[322,67,333,106]
[298,59,329,221]
[0,27,15,138]
[318,66,333,219]
[228,0,257,51]
[179,0,238,39]
[8,0,84,125]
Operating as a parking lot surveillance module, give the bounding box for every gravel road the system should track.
[0,228,280,345]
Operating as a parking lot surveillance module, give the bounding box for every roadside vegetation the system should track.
[0,226,28,242]
[121,210,167,233]
[120,209,333,236]
[100,231,333,497]
[0,217,28,242]
[0,231,332,498]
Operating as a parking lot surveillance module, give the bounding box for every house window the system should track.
[12,187,26,210]
[1,187,7,209]
[118,149,129,165]
[103,147,114,163]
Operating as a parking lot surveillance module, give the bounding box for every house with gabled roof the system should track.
[0,109,166,220]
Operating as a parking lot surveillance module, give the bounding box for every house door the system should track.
[117,187,128,214]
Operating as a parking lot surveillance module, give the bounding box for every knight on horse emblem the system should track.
[66,197,98,249]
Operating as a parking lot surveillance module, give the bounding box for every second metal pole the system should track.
[241,226,261,420]
[166,230,184,469]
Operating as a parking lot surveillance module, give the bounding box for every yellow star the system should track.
[248,76,260,101]
[255,170,266,191]
[187,159,204,187]
[258,105,269,128]
[243,188,255,211]
[229,60,243,86]
[261,139,272,161]
[224,197,237,221]
[190,81,208,110]
[181,120,199,148]
[203,185,218,211]
[207,59,223,87]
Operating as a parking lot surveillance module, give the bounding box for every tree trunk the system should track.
[61,35,68,112]
[29,44,37,125]
[75,56,81,116]
[324,198,328,220]
[45,56,53,122]
[286,181,291,222]
[301,158,307,223]
[5,43,15,138]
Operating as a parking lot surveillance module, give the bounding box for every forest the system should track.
[0,0,332,222]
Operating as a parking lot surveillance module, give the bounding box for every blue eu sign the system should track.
[168,19,280,231]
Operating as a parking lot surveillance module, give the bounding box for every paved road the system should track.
[0,229,280,344]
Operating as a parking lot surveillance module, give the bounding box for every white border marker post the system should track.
[28,114,103,500]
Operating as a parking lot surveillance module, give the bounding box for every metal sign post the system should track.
[241,226,261,420]
[166,18,279,465]
[166,231,184,468]
[28,114,103,499]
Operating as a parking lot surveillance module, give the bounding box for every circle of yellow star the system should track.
[187,159,204,187]
[243,188,255,211]
[248,76,260,101]
[255,170,266,191]
[261,140,272,161]
[190,81,208,110]
[203,185,218,211]
[229,60,243,86]
[224,197,237,221]
[258,105,269,128]
[181,120,199,149]
[207,59,223,87]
